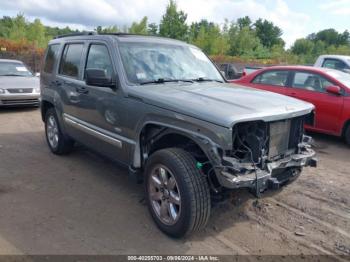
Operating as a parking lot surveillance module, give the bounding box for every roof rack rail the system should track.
[54,31,97,39]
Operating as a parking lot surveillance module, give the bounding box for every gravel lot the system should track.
[0,107,349,258]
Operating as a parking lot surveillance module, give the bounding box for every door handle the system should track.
[76,87,89,94]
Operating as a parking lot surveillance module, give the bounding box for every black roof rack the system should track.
[53,32,173,41]
[98,33,144,36]
[54,31,97,39]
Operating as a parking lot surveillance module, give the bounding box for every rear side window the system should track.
[85,44,113,79]
[292,72,333,93]
[322,59,349,70]
[252,71,289,86]
[59,44,83,78]
[43,44,59,73]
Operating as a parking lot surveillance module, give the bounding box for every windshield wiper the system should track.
[192,77,223,83]
[140,78,194,85]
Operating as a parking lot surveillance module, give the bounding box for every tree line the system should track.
[0,0,349,64]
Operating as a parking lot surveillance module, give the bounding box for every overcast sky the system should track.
[0,0,349,47]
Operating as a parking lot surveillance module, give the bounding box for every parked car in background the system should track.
[234,66,350,145]
[314,55,350,74]
[242,66,264,76]
[0,59,40,106]
[40,33,316,237]
[217,63,242,80]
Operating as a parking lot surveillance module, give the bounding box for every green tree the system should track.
[291,38,314,55]
[8,14,27,41]
[190,20,228,55]
[338,30,350,46]
[129,16,148,34]
[159,0,188,41]
[147,23,158,35]
[237,16,252,30]
[228,25,262,57]
[0,16,14,38]
[26,18,47,48]
[95,25,119,33]
[308,29,340,46]
[254,18,284,48]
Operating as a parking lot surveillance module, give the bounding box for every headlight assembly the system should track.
[0,88,5,94]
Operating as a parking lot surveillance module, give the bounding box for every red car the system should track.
[233,66,350,145]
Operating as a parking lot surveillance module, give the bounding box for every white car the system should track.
[0,59,40,106]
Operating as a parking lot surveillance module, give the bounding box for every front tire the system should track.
[345,124,350,146]
[145,148,211,238]
[45,108,74,154]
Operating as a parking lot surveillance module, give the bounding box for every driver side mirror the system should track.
[342,68,350,74]
[85,69,115,88]
[326,85,342,95]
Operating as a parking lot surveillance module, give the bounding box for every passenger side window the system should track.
[59,44,84,78]
[322,59,348,70]
[292,72,333,93]
[85,44,113,79]
[252,71,289,86]
[43,44,60,73]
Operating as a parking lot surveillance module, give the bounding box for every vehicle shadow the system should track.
[0,106,39,114]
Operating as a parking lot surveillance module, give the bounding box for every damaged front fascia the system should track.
[213,135,317,192]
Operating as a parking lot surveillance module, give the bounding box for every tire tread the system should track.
[146,148,210,237]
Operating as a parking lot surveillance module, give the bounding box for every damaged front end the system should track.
[215,115,317,196]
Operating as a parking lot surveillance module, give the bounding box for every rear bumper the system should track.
[0,94,40,106]
[216,139,317,193]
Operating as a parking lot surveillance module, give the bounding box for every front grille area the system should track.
[269,120,291,159]
[2,99,39,105]
[7,88,33,94]
[231,116,305,165]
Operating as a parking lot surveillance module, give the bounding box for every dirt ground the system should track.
[0,107,349,258]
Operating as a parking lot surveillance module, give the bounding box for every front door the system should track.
[72,42,137,164]
[287,71,344,134]
[249,70,289,95]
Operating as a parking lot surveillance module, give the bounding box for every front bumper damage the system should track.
[215,136,317,195]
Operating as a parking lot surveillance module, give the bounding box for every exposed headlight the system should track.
[0,88,5,94]
[34,87,40,93]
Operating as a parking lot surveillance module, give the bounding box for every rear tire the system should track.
[45,108,74,154]
[145,148,211,238]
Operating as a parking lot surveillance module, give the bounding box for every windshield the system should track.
[118,42,223,84]
[327,70,350,88]
[0,61,33,76]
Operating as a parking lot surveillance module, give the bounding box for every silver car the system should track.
[0,59,40,106]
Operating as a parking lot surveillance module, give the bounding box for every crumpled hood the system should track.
[129,82,315,127]
[0,76,39,89]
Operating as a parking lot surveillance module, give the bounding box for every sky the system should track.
[0,0,349,47]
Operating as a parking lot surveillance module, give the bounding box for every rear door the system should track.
[41,44,61,90]
[56,42,86,119]
[286,71,344,134]
[248,70,289,95]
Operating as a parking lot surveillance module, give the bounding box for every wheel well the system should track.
[41,100,54,122]
[140,124,222,191]
[140,124,209,163]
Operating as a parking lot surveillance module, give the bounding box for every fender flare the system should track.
[132,121,223,168]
